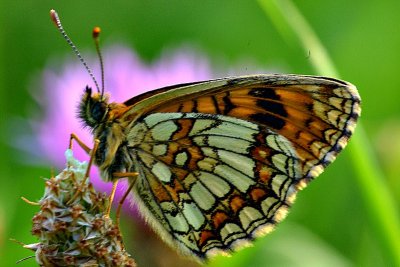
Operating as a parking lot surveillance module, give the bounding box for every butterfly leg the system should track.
[108,172,138,229]
[115,178,136,228]
[68,139,99,204]
[69,133,91,154]
[105,180,119,217]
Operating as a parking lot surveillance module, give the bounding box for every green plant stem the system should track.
[257,0,400,266]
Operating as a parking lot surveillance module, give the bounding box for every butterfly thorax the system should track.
[78,86,138,182]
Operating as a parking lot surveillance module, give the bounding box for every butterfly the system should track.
[50,10,361,263]
[78,74,360,261]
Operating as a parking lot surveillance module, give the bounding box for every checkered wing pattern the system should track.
[123,75,361,260]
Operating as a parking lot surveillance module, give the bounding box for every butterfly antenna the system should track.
[92,27,105,97]
[50,9,101,94]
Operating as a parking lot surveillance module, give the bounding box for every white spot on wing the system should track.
[182,202,205,230]
[144,113,183,127]
[220,223,244,242]
[198,171,231,198]
[217,150,255,178]
[152,144,168,156]
[165,212,189,232]
[200,121,258,141]
[190,181,216,211]
[214,164,255,192]
[189,119,215,136]
[152,161,172,183]
[151,120,178,141]
[239,206,263,230]
[175,151,188,166]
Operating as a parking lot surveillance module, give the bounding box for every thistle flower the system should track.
[25,149,136,267]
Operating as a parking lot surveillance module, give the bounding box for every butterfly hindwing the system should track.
[128,112,303,259]
[119,74,361,260]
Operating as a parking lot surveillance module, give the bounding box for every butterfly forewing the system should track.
[125,75,360,183]
[129,113,301,258]
[119,75,360,260]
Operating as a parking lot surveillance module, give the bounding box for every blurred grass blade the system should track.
[258,0,338,77]
[257,0,400,266]
[349,127,400,265]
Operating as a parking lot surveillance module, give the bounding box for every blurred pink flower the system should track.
[32,44,213,215]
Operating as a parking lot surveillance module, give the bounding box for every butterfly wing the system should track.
[123,74,361,260]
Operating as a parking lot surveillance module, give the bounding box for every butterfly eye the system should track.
[78,87,108,129]
[90,101,107,123]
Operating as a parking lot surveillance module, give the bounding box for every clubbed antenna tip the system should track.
[92,26,105,97]
[49,9,59,26]
[93,26,101,38]
[49,9,101,94]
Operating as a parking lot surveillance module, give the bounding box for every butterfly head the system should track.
[50,10,110,130]
[78,86,109,129]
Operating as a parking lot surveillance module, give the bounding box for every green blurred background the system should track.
[1,1,400,266]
